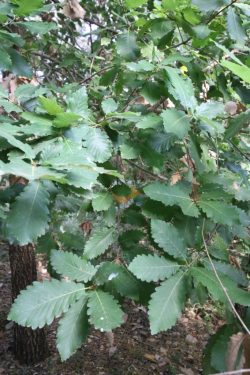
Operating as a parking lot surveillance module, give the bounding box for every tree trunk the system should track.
[9,243,49,364]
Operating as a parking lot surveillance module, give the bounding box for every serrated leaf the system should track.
[53,112,80,128]
[0,123,35,158]
[148,272,187,334]
[161,109,190,139]
[8,49,32,78]
[192,0,226,13]
[39,96,64,115]
[94,262,140,300]
[221,60,250,84]
[12,0,43,16]
[66,87,89,118]
[135,114,162,129]
[191,267,250,306]
[196,101,225,119]
[0,159,65,182]
[129,254,180,282]
[57,296,89,361]
[127,60,154,72]
[6,181,50,245]
[227,8,246,44]
[8,279,85,329]
[120,141,139,160]
[165,67,197,111]
[198,200,240,226]
[87,290,123,332]
[224,110,250,139]
[66,167,99,190]
[204,259,248,287]
[50,250,96,283]
[83,127,112,163]
[151,219,187,259]
[116,32,140,61]
[144,182,199,217]
[92,191,113,212]
[18,21,57,34]
[0,47,11,70]
[83,227,116,259]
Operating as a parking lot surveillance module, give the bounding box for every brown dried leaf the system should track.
[63,0,86,19]
[170,172,182,185]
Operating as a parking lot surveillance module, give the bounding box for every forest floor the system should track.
[0,246,223,375]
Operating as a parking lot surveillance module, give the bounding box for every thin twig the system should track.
[228,140,250,163]
[80,64,116,84]
[201,220,250,335]
[171,0,238,49]
[126,160,168,182]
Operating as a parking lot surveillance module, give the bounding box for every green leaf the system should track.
[0,47,11,70]
[191,267,250,306]
[8,279,85,329]
[135,114,162,129]
[66,87,89,118]
[57,296,89,361]
[0,99,22,113]
[39,96,64,115]
[227,8,246,44]
[0,123,35,158]
[6,181,50,245]
[224,110,250,139]
[101,98,118,114]
[196,101,225,119]
[12,0,43,15]
[120,141,139,160]
[126,60,154,72]
[66,167,98,190]
[161,109,190,139]
[50,250,96,283]
[162,0,184,10]
[116,33,140,61]
[8,49,32,78]
[204,259,248,287]
[144,182,199,217]
[125,0,147,8]
[203,325,236,374]
[129,254,180,282]
[94,262,140,300]
[92,191,113,212]
[0,30,24,47]
[17,21,57,34]
[53,112,80,128]
[221,60,250,84]
[192,0,226,13]
[165,67,197,111]
[0,159,65,182]
[148,272,187,334]
[87,290,124,331]
[151,219,187,259]
[198,200,240,226]
[83,127,112,163]
[83,227,116,259]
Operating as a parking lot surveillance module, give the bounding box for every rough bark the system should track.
[9,243,49,364]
